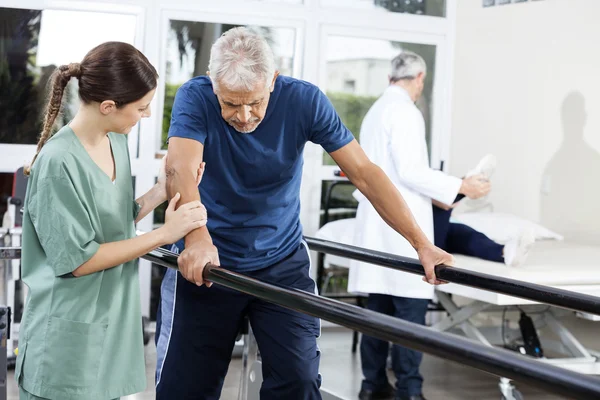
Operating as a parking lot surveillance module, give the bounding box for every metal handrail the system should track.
[7,236,600,315]
[304,236,600,316]
[7,236,600,397]
[143,246,600,400]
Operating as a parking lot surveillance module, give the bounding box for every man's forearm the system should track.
[185,225,213,246]
[352,164,430,250]
[166,164,213,246]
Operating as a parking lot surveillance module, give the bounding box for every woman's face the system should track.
[110,88,156,134]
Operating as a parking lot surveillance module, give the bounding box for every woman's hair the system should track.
[25,41,158,175]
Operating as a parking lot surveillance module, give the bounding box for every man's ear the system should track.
[270,71,280,92]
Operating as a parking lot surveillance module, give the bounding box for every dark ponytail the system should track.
[25,63,80,175]
[25,42,158,175]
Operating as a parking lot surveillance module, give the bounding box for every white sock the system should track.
[466,154,497,180]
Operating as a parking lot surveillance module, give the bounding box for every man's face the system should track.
[214,73,279,134]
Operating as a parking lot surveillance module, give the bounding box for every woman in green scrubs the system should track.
[16,42,207,400]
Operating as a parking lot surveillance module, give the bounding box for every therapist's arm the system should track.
[387,108,490,207]
[330,140,453,284]
[73,196,207,277]
[388,110,462,205]
[73,229,170,277]
[166,137,220,287]
[134,184,167,224]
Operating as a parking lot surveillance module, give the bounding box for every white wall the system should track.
[450,0,600,244]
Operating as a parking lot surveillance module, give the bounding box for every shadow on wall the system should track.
[540,91,600,245]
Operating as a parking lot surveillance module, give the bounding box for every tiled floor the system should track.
[7,313,599,399]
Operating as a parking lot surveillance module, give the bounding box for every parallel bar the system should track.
[142,247,600,400]
[9,237,600,315]
[304,236,600,316]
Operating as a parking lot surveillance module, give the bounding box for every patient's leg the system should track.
[432,194,466,248]
[446,223,536,267]
[432,205,452,249]
[446,223,505,263]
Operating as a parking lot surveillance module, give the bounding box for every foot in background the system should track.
[466,154,497,180]
[504,228,536,267]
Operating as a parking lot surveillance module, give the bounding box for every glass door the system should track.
[313,25,450,228]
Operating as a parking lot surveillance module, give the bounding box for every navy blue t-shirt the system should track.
[168,75,353,271]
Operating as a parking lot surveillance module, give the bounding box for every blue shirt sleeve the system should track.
[167,84,208,144]
[309,88,354,153]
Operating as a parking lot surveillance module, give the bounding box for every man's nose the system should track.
[237,106,252,123]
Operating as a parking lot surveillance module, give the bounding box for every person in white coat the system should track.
[347,51,491,400]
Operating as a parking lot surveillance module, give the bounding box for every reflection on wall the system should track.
[541,92,600,245]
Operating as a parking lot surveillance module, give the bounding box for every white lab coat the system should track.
[347,86,462,299]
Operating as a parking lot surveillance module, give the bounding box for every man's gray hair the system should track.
[208,27,276,91]
[390,51,427,81]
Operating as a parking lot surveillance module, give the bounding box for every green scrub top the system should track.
[16,126,146,400]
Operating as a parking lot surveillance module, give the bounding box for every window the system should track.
[321,0,446,17]
[0,8,137,145]
[323,35,437,165]
[343,80,356,93]
[161,21,296,149]
[0,173,13,219]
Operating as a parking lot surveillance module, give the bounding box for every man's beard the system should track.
[228,118,260,133]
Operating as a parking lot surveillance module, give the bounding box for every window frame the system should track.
[0,0,146,173]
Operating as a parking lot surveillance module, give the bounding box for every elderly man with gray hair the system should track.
[348,52,492,400]
[155,29,456,399]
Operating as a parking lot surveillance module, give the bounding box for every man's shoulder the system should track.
[276,75,320,98]
[177,76,213,97]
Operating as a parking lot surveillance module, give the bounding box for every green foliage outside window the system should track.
[323,92,378,165]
